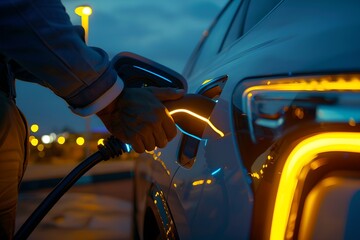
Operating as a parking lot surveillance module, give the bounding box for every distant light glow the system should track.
[211,168,221,176]
[37,144,44,152]
[30,124,39,133]
[169,109,224,137]
[57,136,66,145]
[41,135,51,144]
[270,132,360,240]
[30,138,38,146]
[76,137,85,146]
[50,133,57,142]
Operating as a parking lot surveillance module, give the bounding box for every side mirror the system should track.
[111,52,221,139]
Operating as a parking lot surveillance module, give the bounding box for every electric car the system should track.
[133,0,360,239]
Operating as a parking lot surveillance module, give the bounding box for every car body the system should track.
[133,0,360,239]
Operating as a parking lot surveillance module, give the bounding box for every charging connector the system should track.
[98,135,128,160]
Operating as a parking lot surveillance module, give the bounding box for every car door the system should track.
[166,1,253,239]
[168,0,285,239]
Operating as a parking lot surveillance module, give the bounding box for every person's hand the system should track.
[96,87,185,153]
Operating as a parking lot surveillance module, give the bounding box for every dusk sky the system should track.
[16,0,227,135]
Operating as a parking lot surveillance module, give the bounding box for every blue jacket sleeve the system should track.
[0,0,123,114]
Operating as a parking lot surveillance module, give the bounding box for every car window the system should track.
[243,0,282,33]
[186,0,240,77]
[220,0,249,51]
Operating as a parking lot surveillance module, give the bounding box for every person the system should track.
[0,0,184,239]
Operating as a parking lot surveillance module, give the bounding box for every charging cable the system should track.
[14,136,128,240]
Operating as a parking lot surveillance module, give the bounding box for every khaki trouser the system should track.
[0,91,28,239]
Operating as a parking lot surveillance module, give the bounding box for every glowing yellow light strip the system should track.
[169,109,224,137]
[270,132,360,240]
[242,77,360,110]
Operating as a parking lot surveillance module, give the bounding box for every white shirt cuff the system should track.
[69,77,124,117]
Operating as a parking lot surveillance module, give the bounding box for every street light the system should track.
[74,5,92,43]
[75,5,93,156]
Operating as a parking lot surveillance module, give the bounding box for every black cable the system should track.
[14,136,127,240]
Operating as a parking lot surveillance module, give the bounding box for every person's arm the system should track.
[0,0,184,152]
[0,0,122,115]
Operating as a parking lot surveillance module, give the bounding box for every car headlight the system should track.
[232,74,360,240]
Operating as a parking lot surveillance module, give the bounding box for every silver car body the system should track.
[134,0,360,239]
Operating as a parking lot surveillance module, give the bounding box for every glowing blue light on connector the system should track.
[211,168,221,176]
[134,65,172,83]
[175,124,203,141]
[125,144,132,153]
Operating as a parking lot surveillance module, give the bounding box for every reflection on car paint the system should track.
[211,167,221,176]
[192,179,213,186]
[145,149,171,176]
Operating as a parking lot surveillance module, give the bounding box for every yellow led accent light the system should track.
[243,76,360,110]
[169,109,224,137]
[270,132,360,240]
[37,144,44,152]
